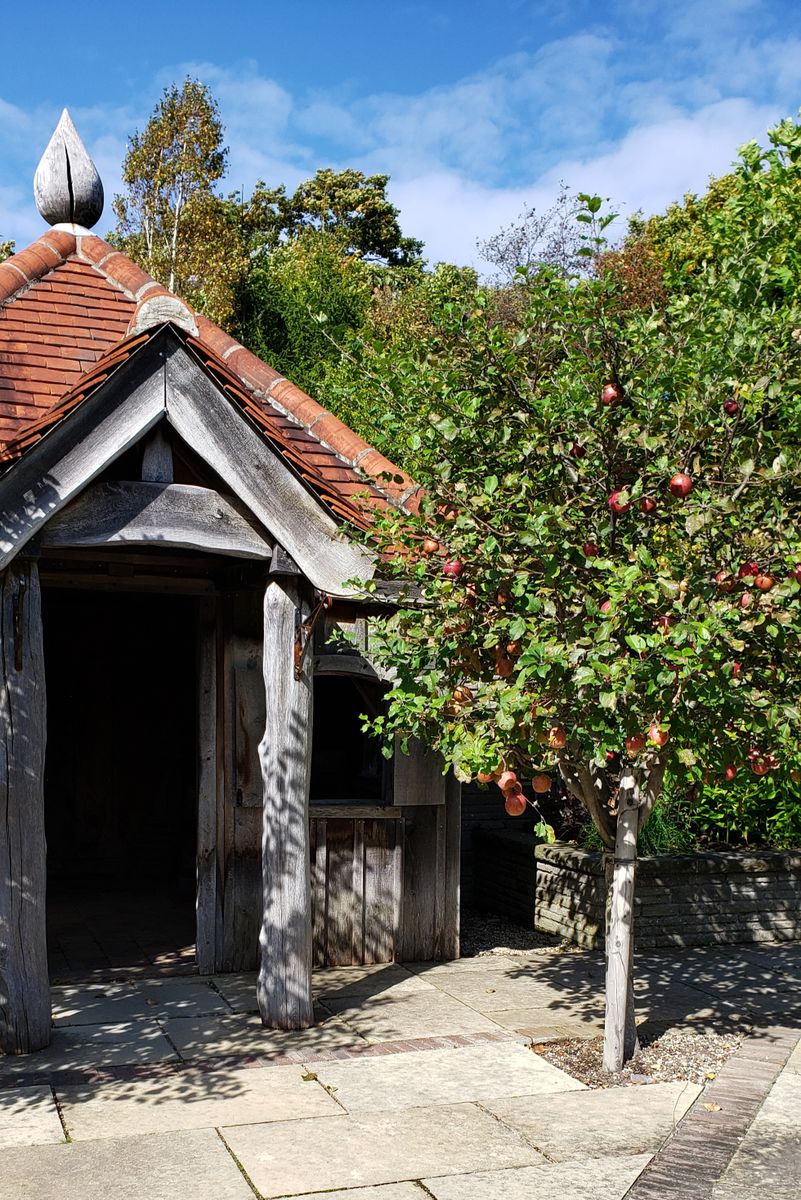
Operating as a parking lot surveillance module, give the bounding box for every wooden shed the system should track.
[0,113,460,1056]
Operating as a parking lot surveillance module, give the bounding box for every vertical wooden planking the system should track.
[0,560,51,1053]
[257,578,314,1029]
[325,819,355,967]
[363,820,399,964]
[441,774,462,960]
[351,819,366,965]
[398,807,439,961]
[195,596,218,974]
[221,590,265,972]
[310,818,327,968]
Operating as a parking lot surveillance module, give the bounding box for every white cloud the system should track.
[389,96,785,270]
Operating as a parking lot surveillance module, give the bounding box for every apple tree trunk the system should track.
[603,772,639,1072]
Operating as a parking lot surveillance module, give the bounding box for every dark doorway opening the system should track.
[42,588,199,978]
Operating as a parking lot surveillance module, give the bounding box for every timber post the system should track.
[257,576,314,1029]
[0,560,51,1054]
[603,771,640,1071]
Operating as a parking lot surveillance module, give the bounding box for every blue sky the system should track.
[1,0,800,267]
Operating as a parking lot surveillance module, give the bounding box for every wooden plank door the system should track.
[310,816,402,967]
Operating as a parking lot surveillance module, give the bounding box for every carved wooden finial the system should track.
[33,109,104,229]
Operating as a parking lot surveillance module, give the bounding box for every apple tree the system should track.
[356,117,801,1071]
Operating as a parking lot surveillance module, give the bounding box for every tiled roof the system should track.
[0,230,418,527]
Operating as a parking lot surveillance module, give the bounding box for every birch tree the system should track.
[112,79,246,327]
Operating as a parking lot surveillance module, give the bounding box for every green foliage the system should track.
[0,239,13,262]
[243,169,423,266]
[237,229,375,401]
[581,798,694,855]
[352,115,801,848]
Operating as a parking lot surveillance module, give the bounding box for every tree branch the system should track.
[559,754,616,849]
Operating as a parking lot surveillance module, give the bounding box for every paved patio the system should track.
[1,941,799,1198]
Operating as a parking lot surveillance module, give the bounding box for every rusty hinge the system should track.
[294,593,332,680]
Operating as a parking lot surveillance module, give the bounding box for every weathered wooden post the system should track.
[257,575,314,1028]
[603,770,639,1071]
[0,559,51,1054]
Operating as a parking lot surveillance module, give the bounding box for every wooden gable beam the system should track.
[41,480,273,561]
[0,346,166,569]
[164,342,375,597]
[0,330,376,596]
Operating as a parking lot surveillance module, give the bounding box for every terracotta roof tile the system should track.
[0,230,412,531]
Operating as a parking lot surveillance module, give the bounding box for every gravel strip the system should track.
[460,910,562,957]
[533,1027,744,1089]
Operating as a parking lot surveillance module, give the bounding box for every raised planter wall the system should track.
[536,842,801,949]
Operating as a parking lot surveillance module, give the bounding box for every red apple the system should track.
[496,654,515,678]
[648,723,669,747]
[740,592,754,610]
[477,771,496,785]
[751,759,769,776]
[442,559,463,579]
[497,770,518,792]
[625,733,646,756]
[496,590,511,607]
[451,685,473,705]
[715,570,735,592]
[504,789,527,816]
[601,383,622,406]
[422,537,441,555]
[640,497,656,514]
[570,442,586,458]
[608,489,631,514]
[600,599,612,614]
[506,640,522,658]
[738,560,759,579]
[532,773,551,794]
[548,724,567,749]
[669,472,693,498]
[723,764,738,781]
[723,398,739,415]
[441,505,458,523]
[732,662,741,679]
[582,542,600,558]
[654,615,673,633]
[754,573,776,592]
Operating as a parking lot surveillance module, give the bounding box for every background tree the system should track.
[0,239,13,262]
[478,185,587,285]
[112,79,247,328]
[243,169,423,266]
[351,118,801,1071]
[234,169,425,402]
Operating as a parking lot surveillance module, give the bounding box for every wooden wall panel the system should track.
[0,560,50,1053]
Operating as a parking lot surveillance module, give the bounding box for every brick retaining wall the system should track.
[472,832,801,949]
[536,842,801,949]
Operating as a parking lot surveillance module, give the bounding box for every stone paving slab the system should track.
[310,1041,584,1112]
[487,1005,604,1033]
[711,1122,801,1200]
[0,1086,65,1148]
[57,1064,341,1140]
[320,991,503,1042]
[422,1152,652,1199]
[0,1127,253,1200]
[0,1021,178,1076]
[161,1011,362,1058]
[221,1101,545,1197]
[51,979,230,1026]
[274,1188,424,1200]
[486,1080,702,1161]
